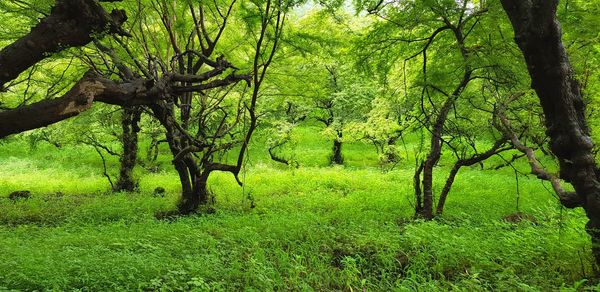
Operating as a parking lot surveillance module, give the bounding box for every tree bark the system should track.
[0,74,168,138]
[414,161,425,215]
[331,131,344,165]
[417,72,471,219]
[149,102,211,214]
[114,107,142,192]
[501,0,600,265]
[177,171,210,215]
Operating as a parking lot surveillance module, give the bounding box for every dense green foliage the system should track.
[0,130,595,290]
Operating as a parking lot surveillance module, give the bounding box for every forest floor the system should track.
[0,126,596,291]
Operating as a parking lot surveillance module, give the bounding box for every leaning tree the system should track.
[501,0,600,266]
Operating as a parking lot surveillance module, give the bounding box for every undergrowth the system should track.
[0,131,596,290]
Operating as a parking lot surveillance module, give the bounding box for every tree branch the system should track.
[0,0,128,87]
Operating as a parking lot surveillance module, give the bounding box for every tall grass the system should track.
[0,129,595,290]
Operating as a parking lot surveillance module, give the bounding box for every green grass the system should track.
[0,128,596,290]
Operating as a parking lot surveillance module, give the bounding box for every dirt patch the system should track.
[503,212,538,224]
[8,190,31,201]
[153,187,166,197]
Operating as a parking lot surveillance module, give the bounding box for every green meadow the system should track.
[0,127,593,291]
[1,0,598,290]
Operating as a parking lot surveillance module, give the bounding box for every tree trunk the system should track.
[435,138,509,215]
[419,159,436,219]
[414,161,425,215]
[177,170,210,215]
[412,23,472,220]
[501,0,600,265]
[418,91,466,219]
[169,147,211,215]
[114,107,141,192]
[436,163,462,216]
[331,131,344,165]
[149,102,211,215]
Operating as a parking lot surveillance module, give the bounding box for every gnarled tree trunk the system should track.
[114,107,142,192]
[149,102,214,215]
[178,170,210,215]
[501,0,600,265]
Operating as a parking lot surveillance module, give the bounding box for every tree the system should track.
[358,0,520,218]
[270,10,375,165]
[83,0,291,214]
[0,0,145,192]
[350,91,414,171]
[501,0,600,266]
[0,0,293,215]
[114,106,142,192]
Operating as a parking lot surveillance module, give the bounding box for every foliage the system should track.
[0,135,596,290]
[1,0,600,289]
